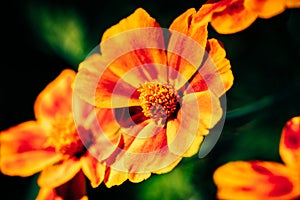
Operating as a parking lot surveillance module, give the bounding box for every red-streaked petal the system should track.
[213,161,300,200]
[74,54,141,108]
[170,91,222,157]
[34,69,75,122]
[166,118,205,158]
[1,121,49,155]
[123,123,172,173]
[106,120,182,174]
[169,8,208,47]
[244,0,285,18]
[168,8,208,89]
[81,153,106,188]
[1,151,61,177]
[210,0,258,34]
[194,0,229,26]
[99,7,167,93]
[279,116,300,171]
[0,121,61,176]
[38,158,81,188]
[185,39,233,97]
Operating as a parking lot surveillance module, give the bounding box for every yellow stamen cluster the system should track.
[45,115,86,157]
[138,82,178,122]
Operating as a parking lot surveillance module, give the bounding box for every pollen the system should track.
[138,82,178,122]
[45,114,88,157]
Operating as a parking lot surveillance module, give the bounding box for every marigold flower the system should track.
[194,0,300,34]
[74,7,233,187]
[0,69,108,195]
[213,116,300,200]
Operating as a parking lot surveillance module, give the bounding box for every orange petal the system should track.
[213,161,300,200]
[279,116,300,171]
[99,8,167,87]
[36,187,60,200]
[194,1,229,26]
[81,154,106,188]
[210,0,258,34]
[34,69,75,122]
[128,172,151,183]
[167,119,205,158]
[74,54,140,108]
[172,91,222,157]
[244,0,285,18]
[123,123,172,173]
[38,158,81,188]
[1,121,49,155]
[168,8,208,89]
[104,167,128,188]
[0,121,61,176]
[101,8,161,42]
[1,151,61,177]
[185,39,233,97]
[37,171,87,200]
[169,8,208,48]
[86,108,124,162]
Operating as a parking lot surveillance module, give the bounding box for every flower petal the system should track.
[74,54,140,108]
[106,121,181,174]
[169,8,208,50]
[279,116,300,171]
[167,119,205,158]
[168,8,208,89]
[128,172,151,183]
[123,123,175,173]
[1,121,49,155]
[34,69,75,122]
[185,39,233,97]
[244,0,285,18]
[101,8,161,42]
[36,188,60,200]
[81,154,106,188]
[99,7,168,90]
[1,151,61,177]
[168,91,222,157]
[104,168,128,188]
[38,158,81,188]
[213,161,300,200]
[210,0,258,34]
[37,171,87,200]
[0,121,61,176]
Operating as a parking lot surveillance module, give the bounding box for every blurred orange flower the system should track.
[74,7,233,186]
[213,116,300,200]
[195,0,300,34]
[0,69,107,195]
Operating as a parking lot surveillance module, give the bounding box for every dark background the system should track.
[1,0,300,199]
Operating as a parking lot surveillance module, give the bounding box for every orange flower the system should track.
[194,0,300,34]
[213,116,300,200]
[0,69,107,195]
[74,7,233,186]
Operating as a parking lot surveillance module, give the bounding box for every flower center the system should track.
[138,82,178,122]
[45,114,89,157]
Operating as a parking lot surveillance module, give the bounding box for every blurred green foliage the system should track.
[1,0,300,200]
